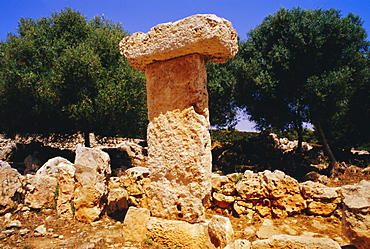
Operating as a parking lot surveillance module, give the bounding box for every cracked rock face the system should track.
[120,14,238,223]
[341,180,370,249]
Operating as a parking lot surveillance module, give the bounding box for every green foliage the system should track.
[206,59,238,128]
[210,129,257,144]
[235,7,369,161]
[0,8,147,139]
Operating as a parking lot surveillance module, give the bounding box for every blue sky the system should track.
[1,0,369,131]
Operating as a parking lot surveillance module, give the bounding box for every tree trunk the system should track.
[314,120,337,169]
[297,124,303,153]
[84,131,90,147]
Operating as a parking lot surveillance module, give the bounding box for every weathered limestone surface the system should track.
[251,235,341,249]
[24,174,57,209]
[146,54,212,222]
[224,240,251,249]
[122,207,150,242]
[0,161,24,214]
[341,180,370,249]
[146,217,213,248]
[235,170,306,217]
[119,14,238,71]
[73,145,111,223]
[208,215,234,248]
[38,157,76,218]
[120,14,238,223]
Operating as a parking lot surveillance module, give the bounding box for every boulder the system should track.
[73,146,111,223]
[251,235,341,249]
[146,217,212,248]
[213,192,235,209]
[0,161,24,214]
[122,207,150,242]
[300,181,340,200]
[24,174,57,209]
[341,180,370,249]
[25,157,76,217]
[53,158,76,218]
[208,215,234,248]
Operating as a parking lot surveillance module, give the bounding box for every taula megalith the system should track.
[120,14,238,223]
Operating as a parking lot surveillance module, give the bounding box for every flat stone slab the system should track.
[120,14,238,71]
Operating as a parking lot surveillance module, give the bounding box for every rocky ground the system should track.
[0,207,352,249]
[1,133,369,248]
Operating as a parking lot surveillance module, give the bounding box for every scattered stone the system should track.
[242,226,257,239]
[208,215,234,248]
[34,225,47,236]
[77,242,96,249]
[21,206,30,212]
[341,180,370,249]
[19,228,30,236]
[5,220,21,229]
[0,230,15,239]
[251,235,341,249]
[278,224,298,236]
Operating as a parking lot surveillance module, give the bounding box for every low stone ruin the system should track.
[1,13,370,248]
[1,156,370,248]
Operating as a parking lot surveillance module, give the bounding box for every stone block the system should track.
[341,180,370,249]
[120,14,238,71]
[123,207,150,242]
[208,215,234,248]
[73,146,111,223]
[146,216,212,248]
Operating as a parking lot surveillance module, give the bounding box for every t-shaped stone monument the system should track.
[120,14,238,223]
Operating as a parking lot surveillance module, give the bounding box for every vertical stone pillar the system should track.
[120,14,238,223]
